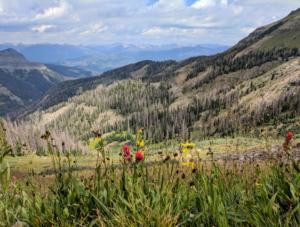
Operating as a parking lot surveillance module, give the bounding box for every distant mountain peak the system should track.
[0,48,27,61]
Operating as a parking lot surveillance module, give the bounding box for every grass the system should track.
[261,30,300,50]
[1,135,300,226]
[4,136,284,176]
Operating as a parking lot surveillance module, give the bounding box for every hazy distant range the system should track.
[0,43,229,74]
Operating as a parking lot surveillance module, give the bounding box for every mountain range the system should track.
[15,8,300,143]
[0,43,229,73]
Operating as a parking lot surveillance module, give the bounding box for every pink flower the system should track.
[122,144,131,161]
[12,176,17,184]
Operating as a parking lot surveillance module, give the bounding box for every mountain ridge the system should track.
[21,7,300,116]
[0,49,93,115]
[17,8,300,142]
[0,43,229,73]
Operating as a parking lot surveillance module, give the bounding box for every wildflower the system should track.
[89,137,103,150]
[255,180,262,187]
[136,128,145,148]
[135,150,144,162]
[283,131,294,153]
[182,147,190,154]
[123,144,130,153]
[137,139,145,148]
[12,176,17,184]
[286,131,294,142]
[122,144,131,161]
[182,161,195,168]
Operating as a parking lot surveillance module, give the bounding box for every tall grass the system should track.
[0,139,300,226]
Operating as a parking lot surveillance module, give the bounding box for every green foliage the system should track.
[88,137,104,150]
[105,131,135,144]
[0,144,300,226]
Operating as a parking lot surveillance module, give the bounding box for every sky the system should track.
[0,0,299,46]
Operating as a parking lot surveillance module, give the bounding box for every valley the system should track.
[0,5,300,227]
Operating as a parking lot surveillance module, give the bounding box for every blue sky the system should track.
[0,0,299,46]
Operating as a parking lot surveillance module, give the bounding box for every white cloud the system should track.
[142,26,205,36]
[232,5,244,15]
[31,24,56,33]
[191,0,231,9]
[192,0,217,9]
[0,0,299,45]
[152,0,185,9]
[34,1,69,20]
[80,23,108,36]
[220,0,228,7]
[0,3,3,14]
[241,27,255,34]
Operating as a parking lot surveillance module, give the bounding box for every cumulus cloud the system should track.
[0,0,299,45]
[192,0,217,9]
[191,0,229,9]
[34,1,70,20]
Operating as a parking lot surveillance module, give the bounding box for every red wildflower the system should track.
[286,131,294,142]
[283,131,294,153]
[122,144,131,161]
[123,144,130,153]
[135,150,144,162]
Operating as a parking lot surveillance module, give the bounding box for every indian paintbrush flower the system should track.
[283,131,294,154]
[135,150,144,162]
[122,144,131,161]
[286,131,294,142]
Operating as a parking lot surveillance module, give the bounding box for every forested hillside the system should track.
[9,8,300,149]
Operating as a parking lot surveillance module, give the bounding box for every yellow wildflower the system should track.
[89,137,103,150]
[182,161,195,168]
[137,139,145,148]
[182,147,190,154]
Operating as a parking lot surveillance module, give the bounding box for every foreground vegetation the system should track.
[0,128,300,226]
[1,152,300,226]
